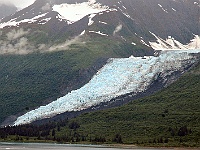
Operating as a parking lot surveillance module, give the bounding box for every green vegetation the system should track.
[65,61,200,147]
[56,61,200,146]
[0,61,199,147]
[0,36,151,124]
[0,51,80,124]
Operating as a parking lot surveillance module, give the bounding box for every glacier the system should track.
[13,49,200,126]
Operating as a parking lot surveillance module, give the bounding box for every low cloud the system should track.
[0,37,34,54]
[0,0,12,5]
[42,3,51,11]
[38,44,47,50]
[0,0,35,9]
[113,24,123,36]
[0,28,34,54]
[6,28,29,40]
[48,36,81,52]
[0,28,84,54]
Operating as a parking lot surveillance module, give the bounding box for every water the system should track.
[0,142,174,150]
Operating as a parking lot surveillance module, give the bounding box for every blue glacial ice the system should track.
[13,49,200,126]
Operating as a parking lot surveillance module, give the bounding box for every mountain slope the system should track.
[0,38,151,126]
[1,58,199,146]
[0,0,199,126]
[0,0,199,54]
[13,50,200,125]
[0,3,17,21]
[57,61,200,146]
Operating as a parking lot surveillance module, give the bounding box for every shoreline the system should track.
[103,144,200,150]
[0,142,199,150]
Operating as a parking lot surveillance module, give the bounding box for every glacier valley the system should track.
[13,49,200,126]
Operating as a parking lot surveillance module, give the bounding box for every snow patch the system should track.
[122,5,127,10]
[89,31,108,36]
[80,30,86,36]
[149,32,200,50]
[117,7,134,21]
[172,8,176,11]
[88,14,96,26]
[141,39,150,47]
[52,1,114,25]
[121,36,126,41]
[99,21,108,25]
[0,13,48,28]
[38,17,51,25]
[158,4,168,13]
[131,42,136,46]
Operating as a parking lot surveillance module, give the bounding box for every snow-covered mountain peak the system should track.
[0,0,116,28]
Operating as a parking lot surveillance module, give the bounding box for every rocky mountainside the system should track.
[0,0,199,126]
[0,0,199,54]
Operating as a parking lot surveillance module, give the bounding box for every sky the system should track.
[0,0,35,9]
